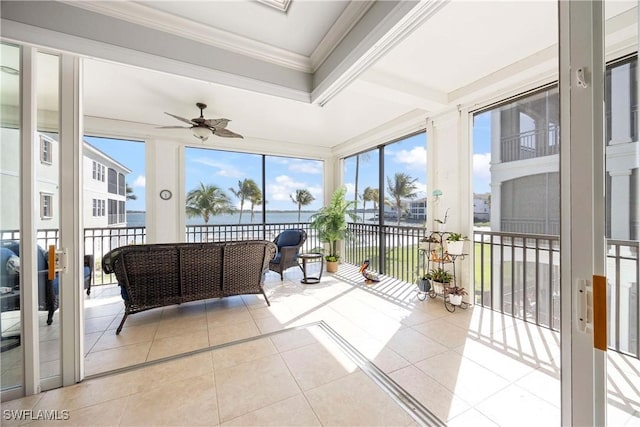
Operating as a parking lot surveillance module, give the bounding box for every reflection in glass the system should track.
[36,51,61,382]
[0,42,23,390]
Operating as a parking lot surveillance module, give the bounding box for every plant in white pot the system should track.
[446,232,467,255]
[309,186,357,273]
[425,267,452,295]
[446,286,468,306]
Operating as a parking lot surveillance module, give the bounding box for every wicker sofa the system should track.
[102,240,277,334]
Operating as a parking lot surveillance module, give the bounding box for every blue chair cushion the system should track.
[276,230,302,249]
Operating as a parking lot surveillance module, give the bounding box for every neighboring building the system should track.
[83,142,132,228]
[0,129,131,231]
[488,58,639,240]
[473,193,490,222]
[408,197,427,220]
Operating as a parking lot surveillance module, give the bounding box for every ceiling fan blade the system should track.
[164,112,196,125]
[156,125,192,129]
[204,118,230,129]
[214,128,244,139]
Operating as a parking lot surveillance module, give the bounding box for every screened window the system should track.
[118,173,125,196]
[107,168,117,194]
[40,193,53,219]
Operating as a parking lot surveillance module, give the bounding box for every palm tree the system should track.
[125,184,137,201]
[386,173,418,225]
[246,181,263,222]
[290,189,315,222]
[230,178,259,223]
[362,186,378,221]
[186,182,233,224]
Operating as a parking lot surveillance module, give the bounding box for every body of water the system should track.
[126,211,382,227]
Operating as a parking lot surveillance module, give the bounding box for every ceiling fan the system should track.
[158,102,243,142]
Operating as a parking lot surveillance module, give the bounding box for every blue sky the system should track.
[86,123,491,213]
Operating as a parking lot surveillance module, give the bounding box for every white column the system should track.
[609,170,631,239]
[490,110,502,163]
[609,64,632,145]
[145,138,183,243]
[490,182,501,231]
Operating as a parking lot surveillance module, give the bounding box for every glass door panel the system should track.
[0,42,23,391]
[36,51,61,386]
[604,2,640,425]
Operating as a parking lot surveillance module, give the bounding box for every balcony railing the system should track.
[474,230,640,359]
[2,224,637,359]
[501,125,559,163]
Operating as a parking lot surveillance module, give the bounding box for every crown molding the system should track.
[310,1,373,72]
[61,1,312,72]
[256,0,292,14]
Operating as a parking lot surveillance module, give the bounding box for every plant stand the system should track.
[416,231,469,312]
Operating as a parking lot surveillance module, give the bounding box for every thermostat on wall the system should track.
[159,189,172,200]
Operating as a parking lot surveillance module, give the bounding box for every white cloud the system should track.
[132,175,146,188]
[192,157,244,178]
[473,153,491,180]
[267,174,322,206]
[288,159,323,175]
[392,146,427,169]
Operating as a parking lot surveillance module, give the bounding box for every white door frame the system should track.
[559,1,607,425]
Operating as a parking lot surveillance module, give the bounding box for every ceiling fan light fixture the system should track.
[192,126,210,140]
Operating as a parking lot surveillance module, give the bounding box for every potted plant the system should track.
[309,186,357,273]
[446,232,467,255]
[434,208,449,232]
[418,235,439,250]
[425,267,452,294]
[416,273,431,293]
[446,286,468,306]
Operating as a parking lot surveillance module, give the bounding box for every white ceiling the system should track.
[1,0,638,154]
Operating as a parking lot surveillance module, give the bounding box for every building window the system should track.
[40,135,52,164]
[118,173,125,196]
[118,200,125,223]
[107,168,117,194]
[40,193,53,219]
[92,161,105,181]
[108,199,118,224]
[92,199,105,217]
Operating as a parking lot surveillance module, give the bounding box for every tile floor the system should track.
[2,263,640,426]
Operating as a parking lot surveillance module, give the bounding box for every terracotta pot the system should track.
[326,260,338,273]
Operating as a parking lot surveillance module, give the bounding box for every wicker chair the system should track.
[268,229,307,280]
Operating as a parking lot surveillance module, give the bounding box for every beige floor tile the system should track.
[155,313,208,339]
[208,320,261,346]
[122,352,215,395]
[454,338,538,383]
[92,323,158,351]
[147,329,210,361]
[205,296,247,311]
[212,337,278,370]
[514,367,561,408]
[415,350,510,405]
[304,370,415,426]
[475,384,560,427]
[0,394,42,427]
[215,354,301,422]
[84,331,103,355]
[36,396,128,427]
[115,309,164,329]
[84,315,118,334]
[386,327,448,363]
[281,342,357,391]
[84,342,151,376]
[207,307,253,328]
[221,394,320,427]
[160,300,207,319]
[390,365,470,422]
[412,318,473,349]
[447,408,499,427]
[253,316,287,334]
[84,302,123,319]
[269,328,318,353]
[121,375,218,426]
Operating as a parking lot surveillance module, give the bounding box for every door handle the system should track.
[48,245,67,281]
